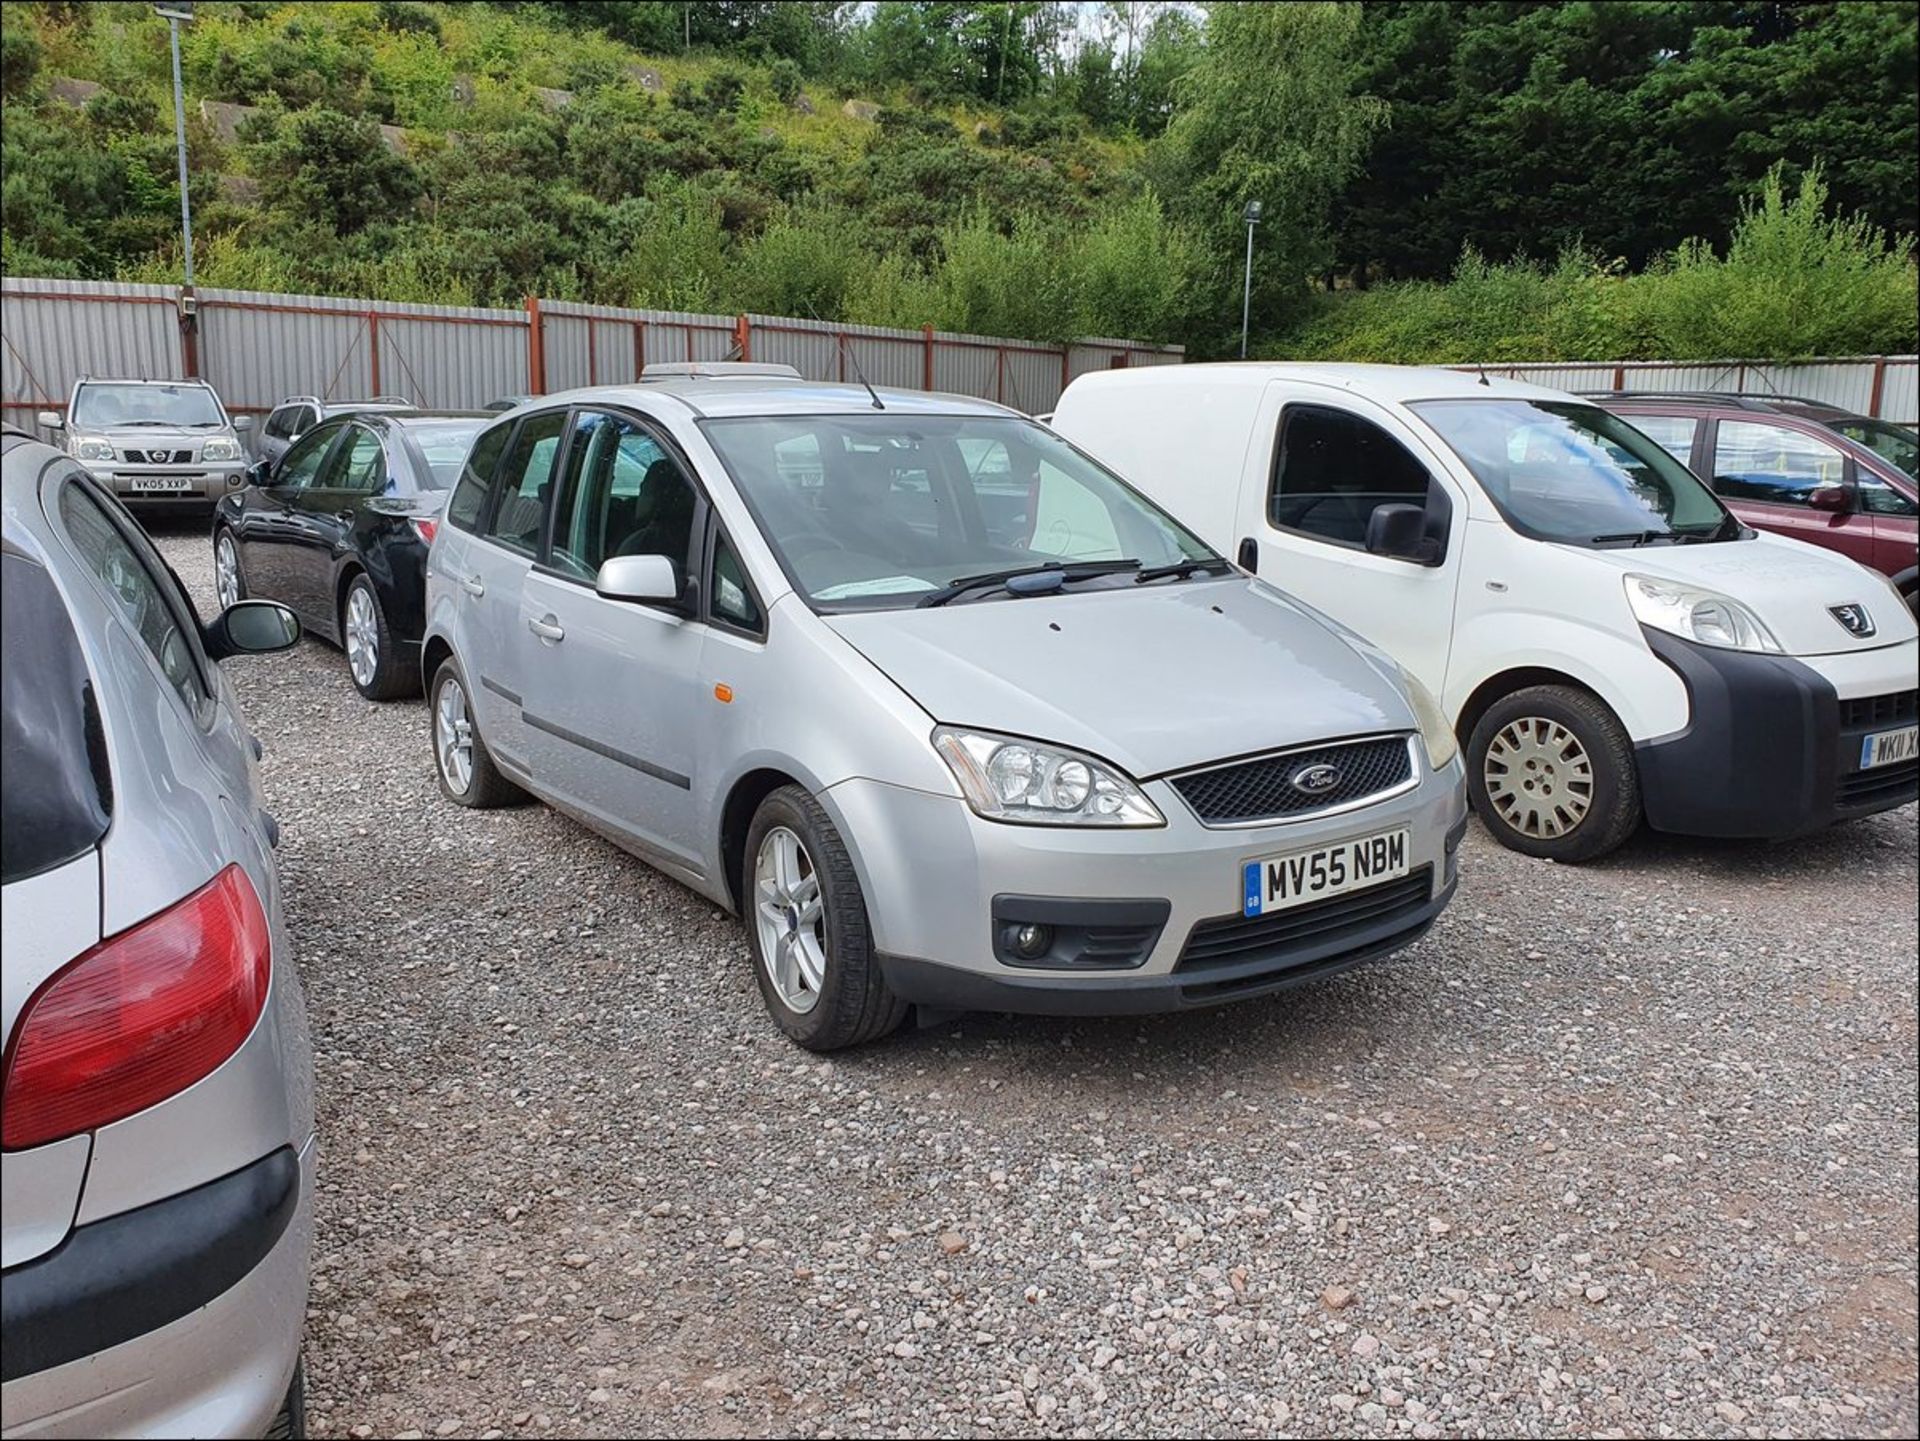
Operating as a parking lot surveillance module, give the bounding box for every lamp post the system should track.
[155,2,196,287]
[1239,199,1263,360]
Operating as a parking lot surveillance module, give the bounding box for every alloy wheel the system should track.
[1483,716,1594,839]
[215,534,241,610]
[754,826,827,1014]
[345,586,379,689]
[435,675,474,795]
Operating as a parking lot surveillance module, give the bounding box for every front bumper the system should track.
[822,753,1467,1016]
[80,461,249,505]
[1,1139,314,1439]
[1636,628,1919,838]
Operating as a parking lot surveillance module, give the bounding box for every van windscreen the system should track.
[1411,399,1736,546]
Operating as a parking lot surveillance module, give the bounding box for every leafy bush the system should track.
[1,21,41,100]
[1282,167,1919,363]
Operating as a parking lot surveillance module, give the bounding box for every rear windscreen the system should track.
[3,546,112,884]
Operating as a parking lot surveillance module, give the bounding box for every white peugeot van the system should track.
[1053,364,1919,862]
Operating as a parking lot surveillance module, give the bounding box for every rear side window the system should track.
[484,411,567,556]
[1270,406,1432,547]
[3,546,111,884]
[1628,414,1699,467]
[447,422,511,532]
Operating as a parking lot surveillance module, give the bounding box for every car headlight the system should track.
[932,726,1164,827]
[1625,574,1781,653]
[201,437,243,461]
[1399,670,1459,771]
[73,437,114,461]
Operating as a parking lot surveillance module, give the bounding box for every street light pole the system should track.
[1239,200,1263,360]
[157,2,196,286]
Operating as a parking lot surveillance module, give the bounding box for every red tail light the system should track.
[2,865,271,1151]
[410,517,438,545]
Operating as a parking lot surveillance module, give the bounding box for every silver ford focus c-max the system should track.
[421,368,1468,1050]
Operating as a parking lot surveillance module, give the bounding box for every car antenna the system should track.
[805,300,884,410]
[1476,360,1492,387]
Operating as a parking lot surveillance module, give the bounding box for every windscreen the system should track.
[71,383,225,430]
[1832,418,1919,480]
[1411,399,1734,545]
[701,413,1218,610]
[3,546,111,884]
[399,418,488,489]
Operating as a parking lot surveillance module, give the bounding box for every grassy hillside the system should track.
[1,1,1191,343]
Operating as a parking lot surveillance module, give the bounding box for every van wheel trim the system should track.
[1483,716,1593,838]
[754,826,827,1014]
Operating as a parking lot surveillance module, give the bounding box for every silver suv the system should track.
[1,427,313,1437]
[38,377,253,510]
[421,373,1467,1049]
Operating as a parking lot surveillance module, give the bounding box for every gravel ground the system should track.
[157,520,1918,1440]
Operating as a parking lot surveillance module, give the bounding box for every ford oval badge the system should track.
[1290,762,1341,796]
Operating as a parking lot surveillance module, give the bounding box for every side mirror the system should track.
[36,411,63,430]
[1365,503,1431,562]
[595,554,686,610]
[232,415,253,432]
[1808,483,1852,513]
[203,600,300,660]
[247,459,274,487]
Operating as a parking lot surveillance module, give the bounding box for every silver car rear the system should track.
[1,429,314,1438]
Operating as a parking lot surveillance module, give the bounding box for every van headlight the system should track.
[1625,574,1781,653]
[73,436,114,461]
[1400,672,1459,770]
[201,436,244,461]
[933,727,1164,827]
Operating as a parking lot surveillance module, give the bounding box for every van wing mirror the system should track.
[1807,483,1852,513]
[595,554,688,610]
[233,415,254,431]
[1365,503,1430,562]
[36,411,63,430]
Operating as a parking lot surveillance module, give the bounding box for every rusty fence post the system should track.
[922,324,935,390]
[525,295,546,394]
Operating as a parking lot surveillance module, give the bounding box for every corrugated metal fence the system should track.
[1,277,1182,439]
[1451,357,1920,423]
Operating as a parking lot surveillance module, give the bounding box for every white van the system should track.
[1052,364,1919,862]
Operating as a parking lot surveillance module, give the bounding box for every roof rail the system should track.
[640,362,803,382]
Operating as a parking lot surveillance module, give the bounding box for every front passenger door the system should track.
[522,408,708,869]
[243,422,343,604]
[288,423,385,632]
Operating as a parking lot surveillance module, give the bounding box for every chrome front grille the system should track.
[1169,735,1417,826]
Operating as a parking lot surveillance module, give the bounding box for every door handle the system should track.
[1236,537,1259,573]
[527,615,565,642]
[460,574,486,598]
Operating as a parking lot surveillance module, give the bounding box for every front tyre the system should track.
[1467,685,1641,863]
[264,1358,305,1439]
[429,658,523,808]
[214,529,246,610]
[743,786,907,1051]
[342,575,410,701]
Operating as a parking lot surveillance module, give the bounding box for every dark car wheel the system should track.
[1467,685,1642,863]
[743,785,907,1051]
[429,657,523,808]
[214,529,247,610]
[342,575,411,701]
[264,1358,305,1439]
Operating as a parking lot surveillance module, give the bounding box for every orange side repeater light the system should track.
[714,683,734,704]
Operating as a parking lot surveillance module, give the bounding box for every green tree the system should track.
[1160,2,1385,343]
[248,108,420,238]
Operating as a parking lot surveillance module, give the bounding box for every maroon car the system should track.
[1595,391,1919,616]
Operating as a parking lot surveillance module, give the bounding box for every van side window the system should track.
[550,410,697,579]
[709,530,763,634]
[1627,415,1698,467]
[448,422,510,532]
[483,412,568,556]
[1270,406,1431,548]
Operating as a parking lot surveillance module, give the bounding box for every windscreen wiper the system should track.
[1588,529,1675,546]
[1135,558,1233,584]
[916,560,1140,608]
